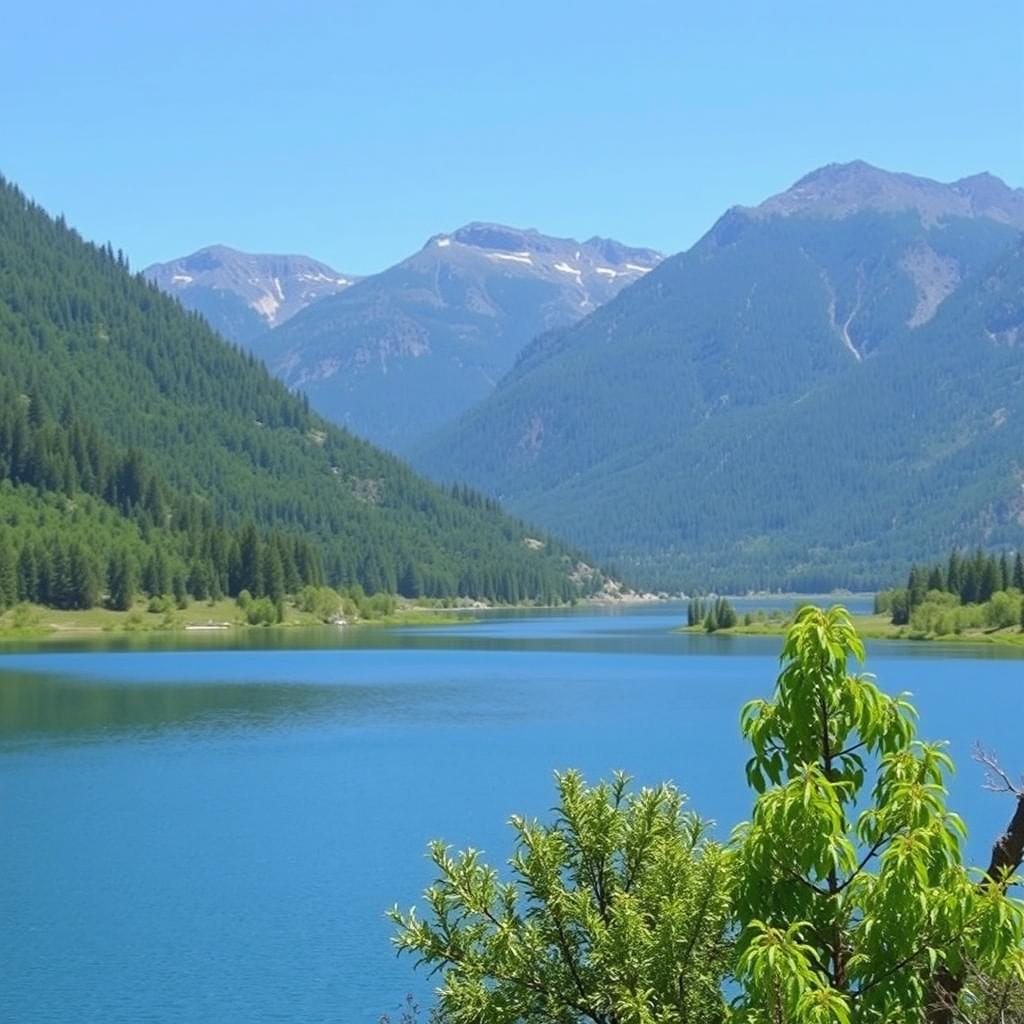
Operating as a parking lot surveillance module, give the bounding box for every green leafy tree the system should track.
[244,595,279,625]
[390,771,732,1024]
[732,606,1024,1024]
[888,589,910,626]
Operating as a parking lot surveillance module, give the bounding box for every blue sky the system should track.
[2,0,1021,274]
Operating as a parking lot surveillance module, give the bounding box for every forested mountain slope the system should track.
[0,383,324,611]
[414,162,1024,591]
[0,176,604,605]
[252,224,661,451]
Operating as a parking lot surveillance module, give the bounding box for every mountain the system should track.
[250,224,662,451]
[413,162,1024,591]
[0,176,610,606]
[143,245,356,344]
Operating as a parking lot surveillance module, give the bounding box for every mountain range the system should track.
[143,246,357,344]
[413,161,1024,591]
[148,226,661,452]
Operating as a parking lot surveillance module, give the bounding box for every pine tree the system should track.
[143,549,170,597]
[946,550,963,598]
[0,536,16,609]
[960,559,979,605]
[107,550,136,611]
[1014,552,1024,591]
[703,604,719,633]
[48,544,70,608]
[261,545,285,604]
[66,543,98,609]
[716,597,737,628]
[187,561,210,601]
[237,524,262,597]
[171,570,188,608]
[979,556,1001,603]
[907,565,927,608]
[17,543,39,603]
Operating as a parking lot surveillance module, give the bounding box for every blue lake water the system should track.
[2,599,1021,1022]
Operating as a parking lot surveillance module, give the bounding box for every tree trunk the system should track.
[926,792,1024,1023]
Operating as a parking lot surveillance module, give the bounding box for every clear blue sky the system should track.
[2,0,1021,274]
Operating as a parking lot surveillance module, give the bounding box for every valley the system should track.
[7,9,1023,1024]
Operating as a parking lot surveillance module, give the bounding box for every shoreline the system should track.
[7,599,1020,652]
[0,599,480,645]
[676,612,1024,648]
[0,591,657,645]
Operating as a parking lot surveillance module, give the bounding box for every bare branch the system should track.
[973,744,1024,797]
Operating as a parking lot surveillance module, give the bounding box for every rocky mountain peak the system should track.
[741,161,1024,229]
[143,245,356,338]
[421,222,661,281]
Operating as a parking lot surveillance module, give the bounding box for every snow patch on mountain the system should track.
[488,251,534,265]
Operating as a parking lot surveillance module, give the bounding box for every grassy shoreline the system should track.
[0,598,477,643]
[7,601,1023,650]
[678,612,1024,647]
[0,590,673,644]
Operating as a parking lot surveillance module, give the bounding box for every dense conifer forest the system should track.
[417,200,1024,593]
[0,177,605,611]
[876,547,1024,634]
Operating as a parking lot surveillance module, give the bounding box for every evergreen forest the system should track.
[0,177,607,613]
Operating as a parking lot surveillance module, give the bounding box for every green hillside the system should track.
[0,176,604,608]
[414,164,1024,591]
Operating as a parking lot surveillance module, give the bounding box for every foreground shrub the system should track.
[391,771,732,1023]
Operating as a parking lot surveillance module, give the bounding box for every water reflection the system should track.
[1,604,1021,750]
[0,669,471,746]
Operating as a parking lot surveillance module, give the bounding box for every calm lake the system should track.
[2,599,1022,1023]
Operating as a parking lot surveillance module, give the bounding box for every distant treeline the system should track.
[876,548,1024,633]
